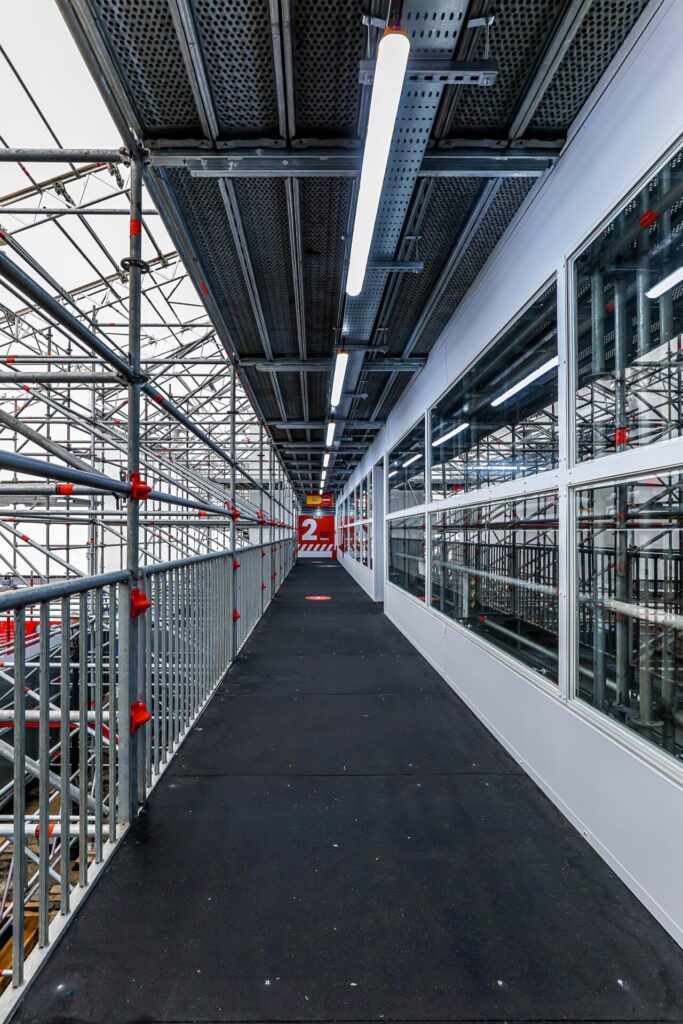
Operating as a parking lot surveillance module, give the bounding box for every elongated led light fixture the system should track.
[646,265,683,300]
[403,453,421,468]
[432,421,470,447]
[490,355,559,408]
[323,452,330,468]
[388,470,398,478]
[330,351,349,407]
[326,421,336,447]
[346,27,410,297]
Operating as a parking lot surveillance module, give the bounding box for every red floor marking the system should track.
[305,595,332,601]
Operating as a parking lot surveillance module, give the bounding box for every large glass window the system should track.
[574,146,683,462]
[430,283,558,501]
[431,493,559,682]
[576,474,683,763]
[388,515,425,600]
[339,474,373,569]
[388,421,426,512]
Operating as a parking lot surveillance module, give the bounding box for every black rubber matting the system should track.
[13,561,683,1024]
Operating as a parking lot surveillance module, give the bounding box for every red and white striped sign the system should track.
[298,514,335,559]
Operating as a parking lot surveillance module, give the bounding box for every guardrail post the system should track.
[120,153,144,823]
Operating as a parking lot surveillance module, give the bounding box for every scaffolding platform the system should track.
[11,562,683,1024]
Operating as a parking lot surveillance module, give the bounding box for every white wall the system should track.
[338,0,683,948]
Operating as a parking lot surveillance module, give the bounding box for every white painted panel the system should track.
[339,553,374,599]
[385,584,446,676]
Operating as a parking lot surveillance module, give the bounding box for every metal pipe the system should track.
[0,148,127,163]
[0,373,121,384]
[0,407,110,478]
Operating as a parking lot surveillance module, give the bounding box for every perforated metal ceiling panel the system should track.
[381,177,484,355]
[447,0,558,134]
[191,0,281,137]
[530,0,650,130]
[289,0,366,140]
[300,178,352,358]
[91,0,200,136]
[233,179,298,357]
[412,176,535,355]
[162,170,263,354]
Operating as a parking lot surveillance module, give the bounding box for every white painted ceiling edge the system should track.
[339,0,677,499]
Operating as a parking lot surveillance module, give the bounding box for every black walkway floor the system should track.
[14,561,683,1024]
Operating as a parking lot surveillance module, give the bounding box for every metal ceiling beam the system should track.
[242,358,426,372]
[268,420,384,430]
[153,145,560,178]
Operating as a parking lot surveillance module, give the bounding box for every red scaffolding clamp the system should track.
[198,510,207,518]
[130,588,151,617]
[233,608,241,622]
[131,701,151,735]
[129,472,152,501]
[615,427,629,446]
[56,483,74,496]
[233,558,240,570]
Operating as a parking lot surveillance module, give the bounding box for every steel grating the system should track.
[91,0,200,136]
[411,177,536,355]
[530,0,650,130]
[447,0,559,135]
[191,0,281,137]
[289,0,366,140]
[162,169,263,354]
[300,178,352,358]
[233,178,298,357]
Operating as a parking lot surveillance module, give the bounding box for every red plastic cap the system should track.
[233,559,240,570]
[56,483,74,496]
[130,472,152,501]
[130,701,151,735]
[233,608,241,622]
[130,588,151,617]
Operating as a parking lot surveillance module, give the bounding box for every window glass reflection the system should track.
[388,421,426,512]
[431,493,559,681]
[576,474,683,763]
[575,148,683,461]
[430,283,557,501]
[388,515,425,599]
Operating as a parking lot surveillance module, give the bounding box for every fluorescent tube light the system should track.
[402,453,421,468]
[323,452,330,468]
[330,351,349,407]
[646,265,683,300]
[346,28,410,297]
[326,421,336,447]
[490,355,559,408]
[388,470,398,478]
[432,421,470,447]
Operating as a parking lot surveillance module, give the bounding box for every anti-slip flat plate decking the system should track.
[13,562,683,1024]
